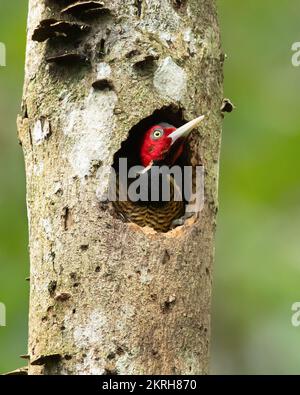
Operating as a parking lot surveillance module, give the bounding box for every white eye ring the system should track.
[152,129,163,140]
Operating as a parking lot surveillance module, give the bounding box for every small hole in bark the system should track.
[92,78,114,91]
[104,367,118,375]
[162,249,170,264]
[31,354,61,366]
[116,346,124,356]
[70,272,77,280]
[80,244,89,251]
[55,292,71,302]
[161,295,176,313]
[172,0,187,12]
[46,52,90,66]
[85,7,113,20]
[133,55,157,77]
[135,0,143,17]
[63,207,74,231]
[47,306,54,314]
[95,266,101,272]
[221,98,235,113]
[72,308,76,314]
[22,102,28,119]
[98,38,106,58]
[126,49,140,59]
[48,280,57,297]
[64,354,72,360]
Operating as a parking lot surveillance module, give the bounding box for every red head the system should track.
[139,115,205,167]
[140,123,176,167]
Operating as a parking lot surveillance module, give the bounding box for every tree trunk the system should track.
[19,0,223,375]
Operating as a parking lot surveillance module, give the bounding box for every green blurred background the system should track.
[0,0,300,374]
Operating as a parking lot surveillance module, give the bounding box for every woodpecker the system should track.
[113,115,204,232]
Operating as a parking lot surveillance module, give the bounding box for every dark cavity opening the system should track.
[113,106,190,169]
[112,106,198,233]
[135,0,143,17]
[46,52,90,66]
[98,38,106,59]
[133,55,157,77]
[92,78,114,91]
[172,0,188,12]
[115,106,185,163]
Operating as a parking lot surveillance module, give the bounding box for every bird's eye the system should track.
[151,129,163,140]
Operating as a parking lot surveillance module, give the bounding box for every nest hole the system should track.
[111,106,201,233]
[113,106,188,168]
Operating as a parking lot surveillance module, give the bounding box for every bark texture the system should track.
[19,0,223,375]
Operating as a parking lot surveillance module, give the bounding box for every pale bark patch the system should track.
[183,28,197,55]
[153,57,187,101]
[32,119,51,145]
[139,266,153,284]
[62,90,117,180]
[33,161,44,176]
[200,26,221,59]
[25,0,44,80]
[141,0,181,35]
[78,350,106,375]
[95,63,112,80]
[41,218,53,240]
[115,352,137,375]
[73,310,108,348]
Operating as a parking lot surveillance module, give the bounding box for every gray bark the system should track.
[19,0,223,375]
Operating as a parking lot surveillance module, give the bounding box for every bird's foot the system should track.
[171,212,194,228]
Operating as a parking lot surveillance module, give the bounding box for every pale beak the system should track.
[168,115,205,145]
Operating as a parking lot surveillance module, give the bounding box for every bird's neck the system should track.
[141,141,184,168]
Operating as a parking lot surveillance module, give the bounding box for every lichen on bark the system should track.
[19,0,223,375]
